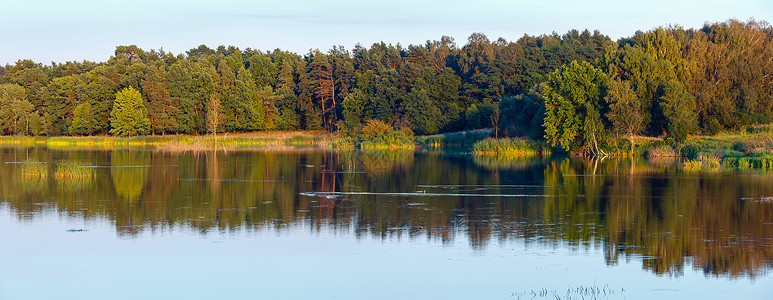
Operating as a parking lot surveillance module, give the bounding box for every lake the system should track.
[1,147,772,299]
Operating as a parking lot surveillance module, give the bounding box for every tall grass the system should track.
[360,140,415,150]
[472,138,549,158]
[19,159,48,179]
[0,132,340,151]
[0,136,47,145]
[723,154,773,169]
[418,129,492,148]
[53,161,93,179]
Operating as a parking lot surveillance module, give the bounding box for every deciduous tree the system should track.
[110,87,150,136]
[543,61,609,153]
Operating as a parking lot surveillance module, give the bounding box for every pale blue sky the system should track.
[1,0,771,65]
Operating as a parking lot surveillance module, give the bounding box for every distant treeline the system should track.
[0,19,770,150]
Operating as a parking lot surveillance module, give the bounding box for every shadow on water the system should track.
[1,147,772,279]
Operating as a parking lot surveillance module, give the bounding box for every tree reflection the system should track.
[1,147,771,278]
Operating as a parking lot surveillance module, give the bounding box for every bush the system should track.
[360,119,393,141]
[358,119,415,149]
[680,143,700,159]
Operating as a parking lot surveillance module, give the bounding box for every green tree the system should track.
[543,60,609,153]
[401,87,441,135]
[78,66,118,134]
[606,79,645,155]
[167,60,215,134]
[660,80,697,142]
[69,102,97,136]
[142,64,179,134]
[342,88,366,128]
[110,87,150,136]
[498,84,545,139]
[0,83,35,135]
[43,75,79,135]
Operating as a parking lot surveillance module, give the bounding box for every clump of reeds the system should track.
[19,159,48,179]
[360,140,415,150]
[472,138,548,158]
[510,284,623,300]
[723,153,773,169]
[683,153,722,170]
[54,160,94,180]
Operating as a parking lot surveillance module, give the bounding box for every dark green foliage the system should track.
[660,80,697,142]
[0,19,769,142]
[464,103,496,130]
[69,102,97,136]
[167,60,215,134]
[142,64,179,134]
[0,83,35,135]
[498,84,545,139]
[43,75,79,135]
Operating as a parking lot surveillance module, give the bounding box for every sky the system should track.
[1,0,771,65]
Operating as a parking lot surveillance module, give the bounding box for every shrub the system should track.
[680,143,700,160]
[360,119,393,141]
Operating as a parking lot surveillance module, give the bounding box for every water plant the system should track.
[54,160,95,180]
[472,138,549,158]
[19,159,47,179]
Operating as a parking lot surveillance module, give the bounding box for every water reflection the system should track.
[0,147,772,279]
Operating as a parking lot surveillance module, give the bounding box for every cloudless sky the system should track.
[1,0,771,65]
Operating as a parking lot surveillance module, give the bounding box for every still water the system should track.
[0,147,772,299]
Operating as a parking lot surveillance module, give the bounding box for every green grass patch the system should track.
[472,138,550,158]
[722,153,773,169]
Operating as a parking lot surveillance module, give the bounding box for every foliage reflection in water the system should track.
[1,147,772,280]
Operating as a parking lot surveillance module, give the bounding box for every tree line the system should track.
[0,20,770,148]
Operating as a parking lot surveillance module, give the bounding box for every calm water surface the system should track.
[1,147,772,299]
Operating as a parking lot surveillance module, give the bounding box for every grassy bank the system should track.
[631,130,773,169]
[0,131,337,150]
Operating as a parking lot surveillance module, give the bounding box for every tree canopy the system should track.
[0,19,769,143]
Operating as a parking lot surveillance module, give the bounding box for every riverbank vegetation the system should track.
[0,131,333,150]
[1,19,772,164]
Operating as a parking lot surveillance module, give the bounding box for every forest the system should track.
[0,19,771,152]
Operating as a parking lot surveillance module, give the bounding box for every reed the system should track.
[360,140,415,150]
[723,153,773,169]
[0,136,47,145]
[472,138,547,158]
[19,159,48,179]
[54,160,95,180]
